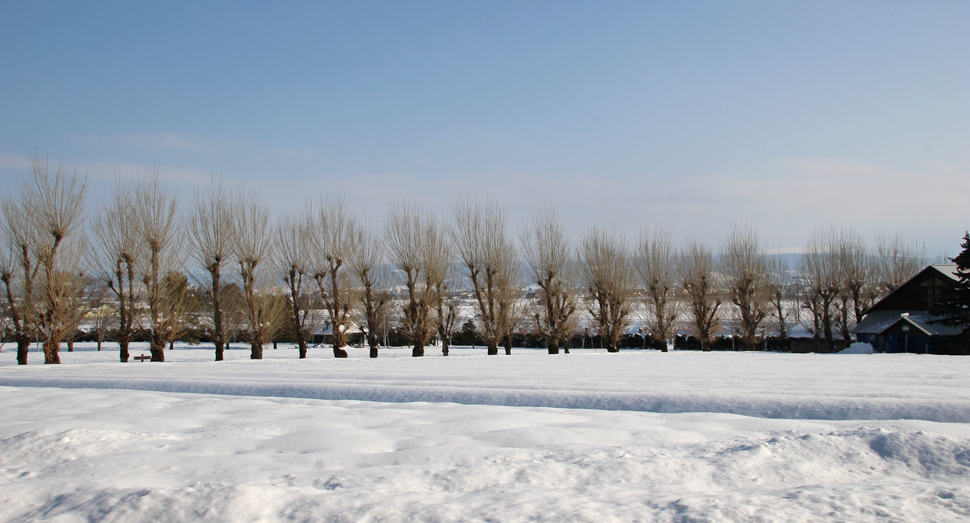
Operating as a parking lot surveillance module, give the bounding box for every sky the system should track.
[1,1,967,254]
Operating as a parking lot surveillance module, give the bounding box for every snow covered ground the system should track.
[2,343,970,522]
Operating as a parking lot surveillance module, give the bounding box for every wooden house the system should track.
[852,264,965,354]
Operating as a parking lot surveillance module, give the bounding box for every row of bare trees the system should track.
[2,157,934,364]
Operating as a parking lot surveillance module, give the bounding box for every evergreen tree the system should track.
[932,232,970,331]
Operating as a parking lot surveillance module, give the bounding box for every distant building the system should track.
[852,264,964,354]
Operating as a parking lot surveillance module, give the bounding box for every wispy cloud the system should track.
[83,159,214,188]
[0,152,29,170]
[79,132,223,153]
[274,147,317,159]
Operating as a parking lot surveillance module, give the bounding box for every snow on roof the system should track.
[852,310,963,336]
[931,263,960,281]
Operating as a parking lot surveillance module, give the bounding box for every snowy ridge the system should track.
[4,347,970,422]
[3,373,970,423]
[3,375,970,422]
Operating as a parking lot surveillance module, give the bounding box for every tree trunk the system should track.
[97,339,102,351]
[273,341,278,350]
[44,341,60,364]
[67,340,74,352]
[169,340,174,351]
[298,340,307,359]
[333,346,348,358]
[547,339,559,355]
[17,339,29,365]
[150,341,165,362]
[212,269,223,361]
[119,340,130,363]
[412,343,424,357]
[504,337,512,355]
[487,342,498,355]
[251,342,263,360]
[369,346,379,358]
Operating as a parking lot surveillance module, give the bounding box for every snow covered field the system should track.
[3,344,970,522]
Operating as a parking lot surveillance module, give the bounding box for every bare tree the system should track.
[453,196,519,355]
[835,229,872,343]
[231,190,278,359]
[520,204,577,354]
[19,154,88,364]
[348,222,390,358]
[220,282,247,351]
[765,252,794,344]
[277,212,319,359]
[158,269,194,350]
[720,225,770,351]
[874,232,926,294]
[384,202,441,357]
[0,196,40,365]
[88,282,115,352]
[310,194,357,358]
[579,227,634,353]
[799,228,841,352]
[135,171,184,362]
[188,179,234,361]
[679,239,722,351]
[634,224,680,351]
[434,281,462,356]
[91,177,143,362]
[425,217,455,356]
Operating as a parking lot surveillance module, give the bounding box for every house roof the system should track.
[931,263,960,280]
[863,264,959,315]
[852,310,963,336]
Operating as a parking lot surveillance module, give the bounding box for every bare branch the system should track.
[579,226,633,352]
[634,224,680,350]
[520,203,577,354]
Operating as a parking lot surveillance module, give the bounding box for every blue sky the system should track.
[1,1,967,253]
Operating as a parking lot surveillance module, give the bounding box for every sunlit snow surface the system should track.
[2,344,970,522]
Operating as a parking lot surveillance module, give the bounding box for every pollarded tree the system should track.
[634,224,680,351]
[434,278,462,356]
[277,212,320,359]
[579,227,634,353]
[21,154,88,364]
[874,232,926,294]
[231,190,278,360]
[799,228,841,353]
[719,225,770,351]
[834,228,872,343]
[453,196,520,356]
[0,196,40,365]
[134,172,185,362]
[187,179,234,361]
[88,283,115,353]
[765,252,794,344]
[310,193,357,358]
[157,269,195,351]
[384,202,441,357]
[680,239,722,351]
[425,216,456,356]
[348,221,390,358]
[91,177,143,363]
[520,204,577,354]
